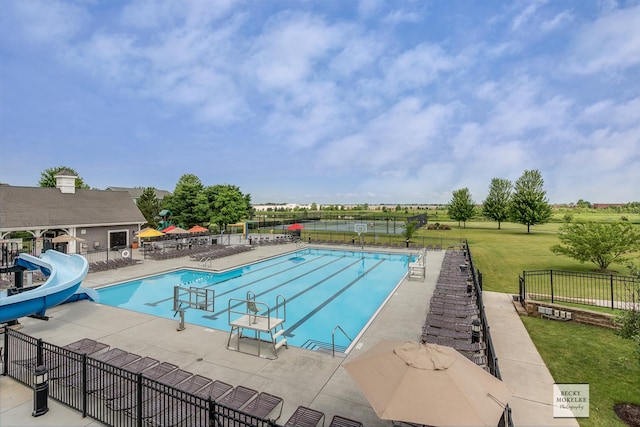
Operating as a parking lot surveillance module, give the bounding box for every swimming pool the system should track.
[97,248,413,353]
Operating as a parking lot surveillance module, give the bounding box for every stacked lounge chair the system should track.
[149,379,233,427]
[94,357,160,399]
[107,362,180,411]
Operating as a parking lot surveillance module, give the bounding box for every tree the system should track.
[136,187,161,228]
[509,169,552,233]
[482,178,512,229]
[205,184,252,231]
[551,221,640,272]
[162,174,204,228]
[576,199,592,209]
[402,220,419,242]
[614,263,640,362]
[38,166,90,189]
[447,188,475,228]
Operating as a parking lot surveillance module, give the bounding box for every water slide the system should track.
[0,250,96,324]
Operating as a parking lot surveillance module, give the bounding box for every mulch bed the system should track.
[615,403,640,427]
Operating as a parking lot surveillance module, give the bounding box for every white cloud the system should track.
[329,35,383,76]
[540,10,574,32]
[316,98,454,174]
[65,32,141,83]
[121,0,235,29]
[357,0,383,19]
[382,43,469,93]
[567,4,640,73]
[14,0,86,44]
[483,76,574,138]
[250,12,348,89]
[382,9,423,25]
[511,0,547,32]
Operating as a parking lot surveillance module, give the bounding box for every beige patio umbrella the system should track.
[343,340,512,427]
[51,234,85,243]
[165,227,189,234]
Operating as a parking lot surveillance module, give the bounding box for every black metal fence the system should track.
[519,270,638,310]
[465,244,514,427]
[305,231,463,249]
[2,328,278,427]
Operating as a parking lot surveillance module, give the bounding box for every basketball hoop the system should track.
[354,223,367,236]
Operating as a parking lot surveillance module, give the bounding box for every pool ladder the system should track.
[199,257,212,268]
[332,325,353,357]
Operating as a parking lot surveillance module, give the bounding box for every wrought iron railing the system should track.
[2,327,278,427]
[466,243,514,427]
[520,269,638,310]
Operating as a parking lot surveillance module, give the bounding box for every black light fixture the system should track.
[32,339,49,417]
[471,319,481,344]
[466,279,473,294]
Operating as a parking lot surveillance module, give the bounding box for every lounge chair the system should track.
[58,347,129,387]
[84,352,143,393]
[135,369,194,418]
[17,338,109,374]
[329,415,363,427]
[284,406,325,427]
[143,374,211,423]
[95,357,160,400]
[218,385,258,410]
[202,385,259,427]
[107,362,180,411]
[149,378,232,427]
[238,391,283,420]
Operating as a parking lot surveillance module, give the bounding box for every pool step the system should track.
[302,339,348,355]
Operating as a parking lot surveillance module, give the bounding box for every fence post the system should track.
[610,274,615,310]
[136,373,143,427]
[550,270,554,304]
[208,397,214,427]
[81,354,87,417]
[3,325,8,375]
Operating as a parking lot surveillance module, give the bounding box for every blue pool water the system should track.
[97,248,413,352]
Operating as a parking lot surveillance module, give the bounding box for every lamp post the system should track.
[32,339,49,417]
[471,319,481,344]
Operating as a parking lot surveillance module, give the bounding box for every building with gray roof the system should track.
[0,172,146,255]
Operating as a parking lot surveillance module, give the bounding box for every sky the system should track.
[1,0,639,205]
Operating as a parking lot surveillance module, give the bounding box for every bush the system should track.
[613,263,640,362]
[426,223,451,230]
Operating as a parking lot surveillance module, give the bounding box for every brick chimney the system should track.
[54,169,78,194]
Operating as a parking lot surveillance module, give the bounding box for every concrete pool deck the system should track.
[1,243,578,427]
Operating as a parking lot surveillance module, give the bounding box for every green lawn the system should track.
[522,317,640,427]
[414,220,637,294]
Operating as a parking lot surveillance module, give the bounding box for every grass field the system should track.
[522,316,640,427]
[413,219,638,294]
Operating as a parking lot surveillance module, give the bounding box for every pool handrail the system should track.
[332,325,353,358]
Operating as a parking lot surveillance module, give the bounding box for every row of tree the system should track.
[444,169,640,273]
[137,174,252,230]
[447,169,553,233]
